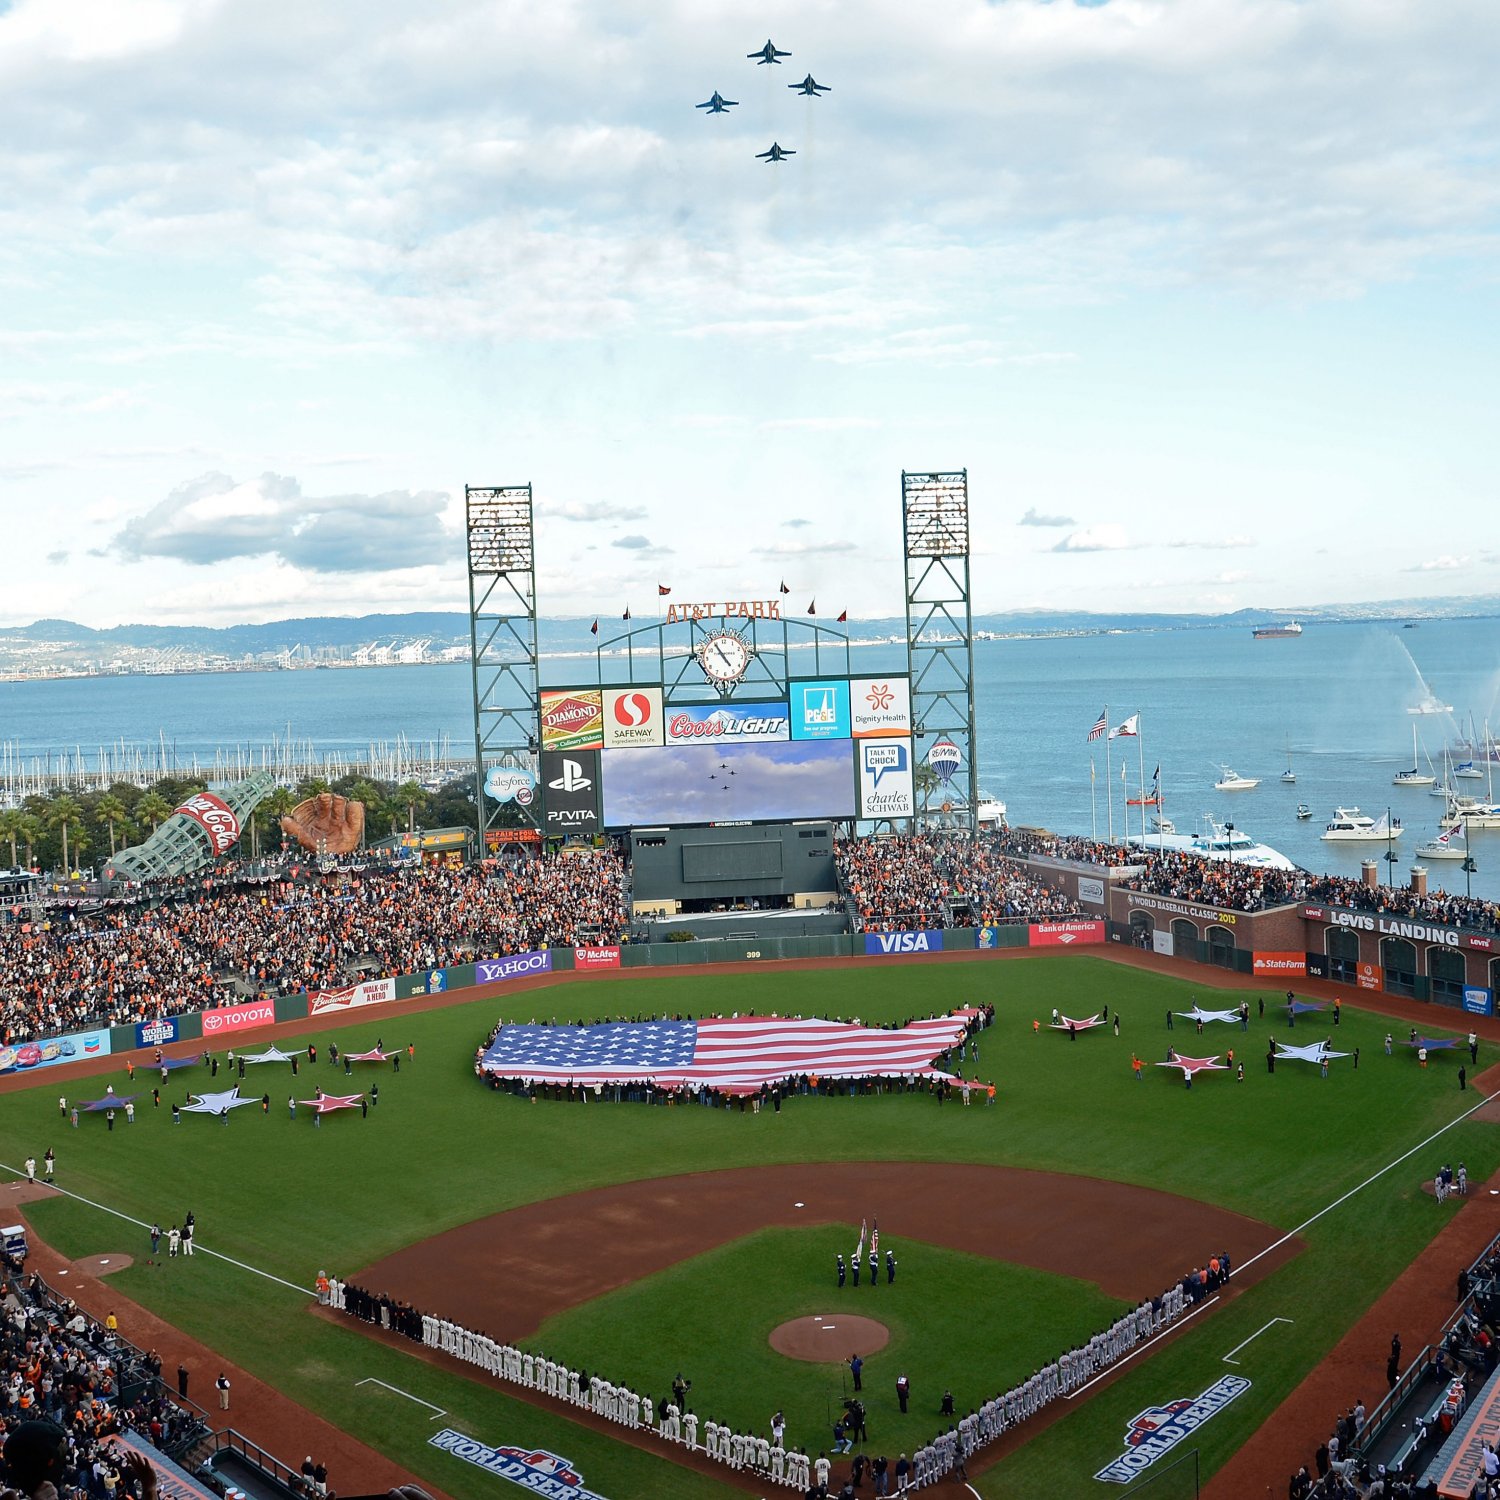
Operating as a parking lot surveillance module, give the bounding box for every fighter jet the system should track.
[789,74,831,96]
[696,92,738,113]
[748,39,791,65]
[755,142,796,163]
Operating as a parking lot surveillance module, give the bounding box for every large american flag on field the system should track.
[480,1012,972,1093]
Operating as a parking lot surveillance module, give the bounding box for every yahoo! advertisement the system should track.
[476,951,554,985]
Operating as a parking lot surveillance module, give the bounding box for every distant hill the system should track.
[3,595,1497,657]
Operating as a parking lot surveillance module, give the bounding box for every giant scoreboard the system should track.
[533,676,916,835]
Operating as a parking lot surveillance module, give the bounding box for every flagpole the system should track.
[1138,718,1146,844]
[1090,757,1097,841]
[1105,707,1113,843]
[1120,762,1127,848]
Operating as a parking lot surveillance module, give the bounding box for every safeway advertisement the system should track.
[1029,920,1106,947]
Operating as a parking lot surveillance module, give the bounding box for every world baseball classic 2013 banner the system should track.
[429,1431,611,1500]
[476,951,554,984]
[309,977,397,1016]
[1094,1375,1250,1484]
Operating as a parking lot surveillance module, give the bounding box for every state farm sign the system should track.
[201,1000,275,1035]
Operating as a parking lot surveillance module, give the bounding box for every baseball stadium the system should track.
[4,477,1500,1500]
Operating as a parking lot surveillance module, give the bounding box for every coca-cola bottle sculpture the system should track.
[107,770,276,882]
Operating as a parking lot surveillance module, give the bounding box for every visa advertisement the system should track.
[864,930,944,955]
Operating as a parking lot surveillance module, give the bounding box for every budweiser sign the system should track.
[174,792,241,855]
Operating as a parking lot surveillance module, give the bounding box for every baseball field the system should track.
[3,950,1496,1499]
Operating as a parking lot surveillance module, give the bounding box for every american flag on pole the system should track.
[481,1013,971,1094]
[1087,709,1108,742]
[871,1218,880,1259]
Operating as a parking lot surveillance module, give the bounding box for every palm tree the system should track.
[396,780,427,835]
[136,791,173,831]
[296,775,332,801]
[347,781,383,848]
[262,787,296,850]
[94,793,129,856]
[18,814,42,868]
[0,808,26,868]
[45,795,85,874]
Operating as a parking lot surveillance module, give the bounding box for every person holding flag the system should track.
[852,1218,866,1286]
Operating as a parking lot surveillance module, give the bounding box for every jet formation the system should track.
[699,40,831,163]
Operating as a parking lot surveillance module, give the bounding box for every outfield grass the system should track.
[4,954,1498,1499]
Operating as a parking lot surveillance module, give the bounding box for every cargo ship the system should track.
[1252,621,1303,639]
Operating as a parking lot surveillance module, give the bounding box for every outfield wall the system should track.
[87,893,1498,1063]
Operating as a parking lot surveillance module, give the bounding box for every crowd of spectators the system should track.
[1000,828,1500,933]
[0,1270,208,1484]
[1,849,629,1046]
[835,835,1080,931]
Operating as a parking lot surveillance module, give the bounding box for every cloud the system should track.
[782,520,813,529]
[544,499,647,524]
[1404,555,1470,572]
[1052,524,1136,553]
[1018,507,1075,528]
[757,417,879,433]
[752,540,859,558]
[1166,536,1254,551]
[112,472,459,573]
[611,534,664,551]
[45,549,68,565]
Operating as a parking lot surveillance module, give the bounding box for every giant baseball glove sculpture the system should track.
[281,792,366,854]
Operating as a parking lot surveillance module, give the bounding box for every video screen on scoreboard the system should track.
[601,739,856,827]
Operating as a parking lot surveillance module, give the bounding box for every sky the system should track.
[1,0,1497,628]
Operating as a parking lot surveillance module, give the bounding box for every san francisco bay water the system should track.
[2,618,1498,899]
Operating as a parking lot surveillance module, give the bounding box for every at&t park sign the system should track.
[1303,905,1484,950]
[662,598,785,625]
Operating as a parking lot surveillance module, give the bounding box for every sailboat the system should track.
[1416,821,1470,862]
[1393,723,1435,787]
[1280,739,1297,784]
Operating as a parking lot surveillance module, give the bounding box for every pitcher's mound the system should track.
[770,1314,889,1363]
